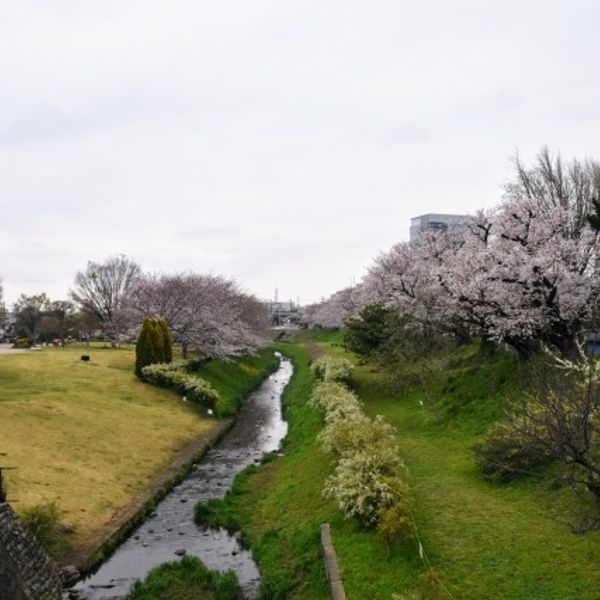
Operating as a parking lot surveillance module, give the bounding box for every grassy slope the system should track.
[328,338,600,599]
[0,345,276,554]
[192,349,279,416]
[204,334,600,600]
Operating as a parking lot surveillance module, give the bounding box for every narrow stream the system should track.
[72,352,293,600]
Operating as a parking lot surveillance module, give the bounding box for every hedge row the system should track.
[310,356,413,542]
[141,362,219,411]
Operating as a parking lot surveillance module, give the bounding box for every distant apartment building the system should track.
[409,213,469,242]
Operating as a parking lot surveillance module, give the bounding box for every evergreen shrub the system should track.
[135,317,166,377]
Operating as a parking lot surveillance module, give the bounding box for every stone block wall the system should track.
[0,503,63,600]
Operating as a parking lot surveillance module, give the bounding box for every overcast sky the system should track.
[1,1,599,306]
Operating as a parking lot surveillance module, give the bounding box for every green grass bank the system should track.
[195,333,600,600]
[192,349,279,416]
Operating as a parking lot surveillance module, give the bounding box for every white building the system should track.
[409,213,469,242]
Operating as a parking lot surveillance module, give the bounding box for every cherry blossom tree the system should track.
[365,201,600,357]
[300,286,363,329]
[351,150,600,357]
[129,272,269,359]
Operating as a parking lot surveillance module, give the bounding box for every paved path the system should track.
[0,343,27,354]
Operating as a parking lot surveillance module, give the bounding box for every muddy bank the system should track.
[72,354,293,599]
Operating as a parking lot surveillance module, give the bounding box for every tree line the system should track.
[0,259,270,359]
[304,148,600,359]
[302,148,600,528]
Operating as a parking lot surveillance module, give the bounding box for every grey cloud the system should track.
[1,1,600,305]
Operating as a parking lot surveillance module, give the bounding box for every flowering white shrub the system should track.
[323,450,409,526]
[141,363,219,410]
[141,361,192,379]
[311,356,354,385]
[310,364,411,532]
[318,414,399,459]
[310,381,363,423]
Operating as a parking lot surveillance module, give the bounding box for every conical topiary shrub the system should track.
[156,318,173,363]
[135,317,165,377]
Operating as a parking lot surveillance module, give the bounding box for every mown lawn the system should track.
[0,345,275,555]
[202,334,600,600]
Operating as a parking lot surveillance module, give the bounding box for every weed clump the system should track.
[20,501,65,558]
[125,555,240,600]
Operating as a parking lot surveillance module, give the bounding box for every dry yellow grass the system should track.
[0,345,218,546]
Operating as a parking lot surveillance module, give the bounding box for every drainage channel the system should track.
[71,353,293,599]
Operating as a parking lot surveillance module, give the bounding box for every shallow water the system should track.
[72,353,292,599]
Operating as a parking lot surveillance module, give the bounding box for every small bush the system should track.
[125,555,240,600]
[310,381,363,423]
[20,502,64,558]
[14,337,30,348]
[319,414,398,457]
[474,421,552,482]
[140,361,192,382]
[324,453,409,526]
[311,356,354,385]
[377,499,414,547]
[141,363,219,410]
[194,498,221,526]
[310,358,410,529]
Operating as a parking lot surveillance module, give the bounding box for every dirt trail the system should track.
[305,341,325,359]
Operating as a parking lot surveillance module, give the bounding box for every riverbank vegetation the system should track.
[195,333,600,599]
[0,344,277,562]
[300,150,600,535]
[192,350,279,416]
[126,555,240,600]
